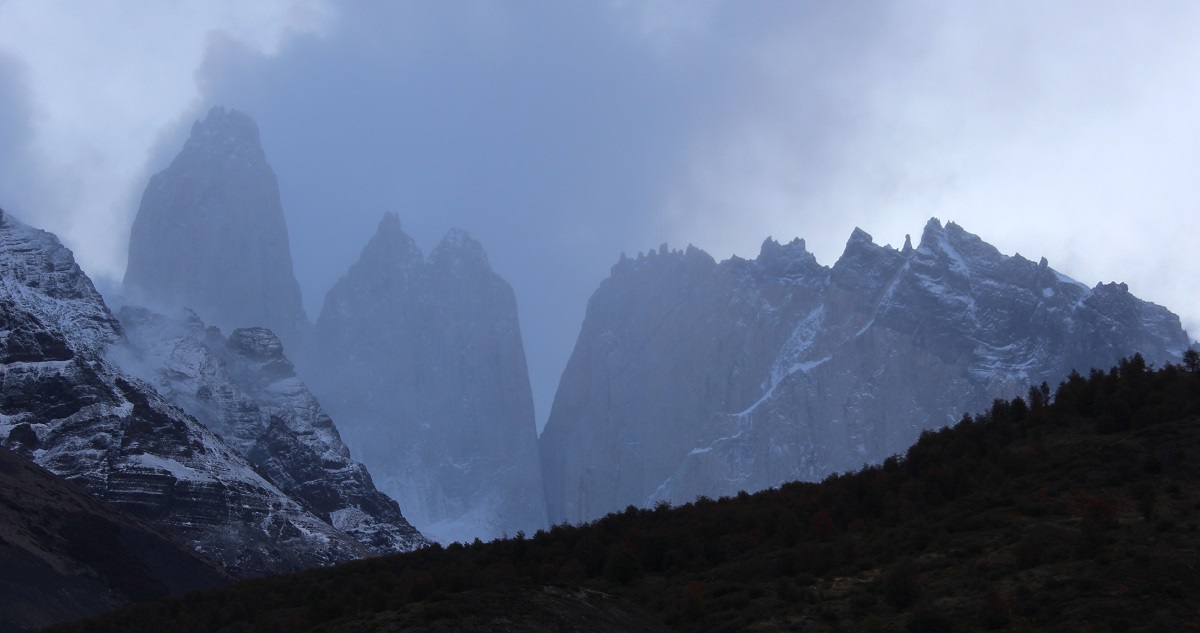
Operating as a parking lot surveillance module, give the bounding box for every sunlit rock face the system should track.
[115,307,428,556]
[0,211,372,577]
[540,219,1194,525]
[313,213,547,543]
[123,106,310,353]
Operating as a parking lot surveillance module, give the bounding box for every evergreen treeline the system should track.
[45,353,1200,632]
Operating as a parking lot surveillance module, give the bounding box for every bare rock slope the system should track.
[116,306,427,555]
[0,209,395,577]
[540,219,1194,524]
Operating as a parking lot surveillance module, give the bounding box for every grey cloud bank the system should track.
[1,2,1198,427]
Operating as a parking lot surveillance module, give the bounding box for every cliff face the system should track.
[122,107,310,352]
[313,214,546,542]
[1,210,380,577]
[540,219,1193,524]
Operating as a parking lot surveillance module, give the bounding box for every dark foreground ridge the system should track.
[0,447,229,633]
[45,355,1200,632]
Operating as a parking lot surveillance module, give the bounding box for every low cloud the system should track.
[0,0,333,280]
[656,1,1200,337]
[0,3,1195,427]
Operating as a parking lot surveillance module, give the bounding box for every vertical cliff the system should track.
[313,214,546,542]
[540,220,1193,524]
[123,107,310,352]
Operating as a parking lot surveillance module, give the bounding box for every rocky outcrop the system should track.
[0,210,382,577]
[312,213,546,542]
[540,219,1194,524]
[122,107,310,352]
[115,307,427,555]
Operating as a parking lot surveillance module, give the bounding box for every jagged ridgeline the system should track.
[540,219,1193,524]
[104,105,1196,547]
[120,107,547,544]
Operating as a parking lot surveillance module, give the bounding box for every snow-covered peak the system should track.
[912,217,1007,281]
[3,214,416,576]
[0,209,121,353]
[920,216,945,241]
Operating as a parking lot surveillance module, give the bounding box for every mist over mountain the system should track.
[114,305,427,556]
[112,105,429,550]
[118,106,546,544]
[0,209,378,577]
[541,219,1193,524]
[312,213,546,543]
[123,106,310,353]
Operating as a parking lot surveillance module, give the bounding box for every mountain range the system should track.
[2,106,1197,629]
[540,220,1191,523]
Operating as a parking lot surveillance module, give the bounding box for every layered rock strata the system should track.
[116,307,427,554]
[1,210,399,576]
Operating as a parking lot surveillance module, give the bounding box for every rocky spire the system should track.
[123,107,309,350]
[312,217,547,543]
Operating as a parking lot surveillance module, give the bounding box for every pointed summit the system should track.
[378,210,402,232]
[918,217,945,246]
[430,227,491,272]
[354,212,423,273]
[757,236,820,280]
[185,106,265,162]
[123,107,309,350]
[313,225,546,543]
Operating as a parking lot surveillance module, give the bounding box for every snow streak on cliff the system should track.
[540,219,1193,524]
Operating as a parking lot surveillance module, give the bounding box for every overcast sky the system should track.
[2,1,1198,429]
